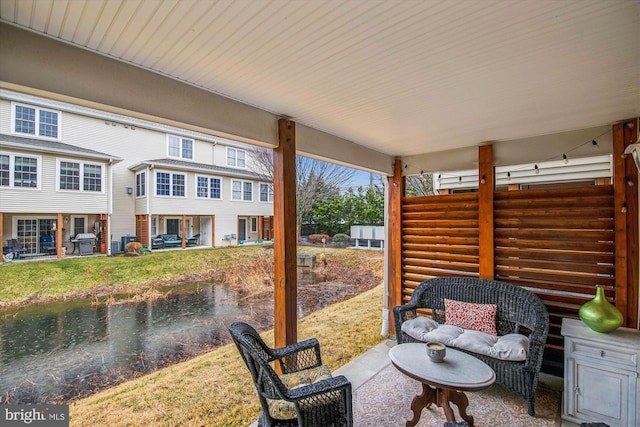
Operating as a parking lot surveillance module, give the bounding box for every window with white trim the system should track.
[251,217,258,233]
[0,154,10,187]
[13,103,60,139]
[231,179,253,201]
[226,147,246,168]
[196,175,222,199]
[0,153,39,188]
[156,171,186,197]
[58,160,103,192]
[136,171,146,197]
[167,135,194,160]
[259,183,274,202]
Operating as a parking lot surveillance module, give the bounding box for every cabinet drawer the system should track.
[567,337,638,368]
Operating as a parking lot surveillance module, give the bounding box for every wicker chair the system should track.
[229,321,353,427]
[393,277,549,416]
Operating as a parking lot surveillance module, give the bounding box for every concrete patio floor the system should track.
[250,338,578,427]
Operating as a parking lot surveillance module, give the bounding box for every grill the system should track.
[72,233,96,255]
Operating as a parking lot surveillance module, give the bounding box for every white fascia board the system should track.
[296,124,394,176]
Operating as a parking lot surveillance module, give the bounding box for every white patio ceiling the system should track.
[0,0,638,173]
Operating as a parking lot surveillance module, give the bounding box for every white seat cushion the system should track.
[401,316,528,361]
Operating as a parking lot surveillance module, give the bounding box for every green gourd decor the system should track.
[578,285,623,333]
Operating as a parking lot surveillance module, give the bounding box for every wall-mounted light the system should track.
[64,216,69,224]
[126,187,133,195]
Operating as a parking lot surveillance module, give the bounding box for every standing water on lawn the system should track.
[0,282,272,404]
[0,266,378,404]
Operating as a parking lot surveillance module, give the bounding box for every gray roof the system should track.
[130,158,271,181]
[0,133,122,162]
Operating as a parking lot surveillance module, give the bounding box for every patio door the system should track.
[166,218,192,237]
[166,219,180,235]
[16,219,37,254]
[38,219,56,253]
[15,218,58,255]
[238,218,247,242]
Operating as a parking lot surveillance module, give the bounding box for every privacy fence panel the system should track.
[493,185,615,372]
[401,193,480,303]
[400,184,616,375]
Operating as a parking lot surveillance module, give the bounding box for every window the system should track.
[226,147,246,168]
[167,135,194,160]
[156,171,186,197]
[13,103,60,139]
[172,174,185,197]
[15,156,38,187]
[232,179,253,201]
[0,153,40,188]
[196,176,221,199]
[259,183,274,202]
[136,171,146,197]
[60,161,80,190]
[251,217,258,233]
[58,160,103,192]
[84,164,102,192]
[73,217,85,237]
[0,154,9,186]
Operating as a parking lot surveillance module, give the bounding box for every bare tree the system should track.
[249,148,357,237]
[405,174,435,197]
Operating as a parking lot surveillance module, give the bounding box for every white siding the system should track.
[1,149,109,213]
[1,94,274,248]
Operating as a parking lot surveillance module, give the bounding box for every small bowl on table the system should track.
[426,342,446,363]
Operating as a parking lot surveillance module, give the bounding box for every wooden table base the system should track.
[406,383,474,427]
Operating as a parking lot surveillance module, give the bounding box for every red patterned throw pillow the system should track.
[444,298,498,336]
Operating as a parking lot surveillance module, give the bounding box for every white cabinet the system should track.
[562,318,640,427]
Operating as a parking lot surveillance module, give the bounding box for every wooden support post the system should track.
[619,119,639,328]
[387,159,403,335]
[478,145,494,279]
[613,122,629,326]
[0,212,3,258]
[274,118,298,347]
[626,120,639,329]
[181,214,187,249]
[211,215,215,247]
[56,213,63,258]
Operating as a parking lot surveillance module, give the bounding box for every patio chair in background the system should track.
[187,234,200,246]
[229,321,353,427]
[3,239,27,260]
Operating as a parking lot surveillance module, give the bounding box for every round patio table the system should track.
[389,343,496,427]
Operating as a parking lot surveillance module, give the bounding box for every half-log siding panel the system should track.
[493,185,615,372]
[401,193,479,301]
[400,184,616,375]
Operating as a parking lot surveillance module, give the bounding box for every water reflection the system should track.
[0,283,264,404]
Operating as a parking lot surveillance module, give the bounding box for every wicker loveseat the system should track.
[393,277,549,416]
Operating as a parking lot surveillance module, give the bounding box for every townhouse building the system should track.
[0,90,274,258]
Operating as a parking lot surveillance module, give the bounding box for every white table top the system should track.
[389,343,496,391]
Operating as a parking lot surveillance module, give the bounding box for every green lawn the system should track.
[0,246,272,308]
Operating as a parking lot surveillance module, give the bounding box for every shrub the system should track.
[332,233,350,246]
[126,241,143,255]
[308,234,331,244]
[332,233,350,242]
